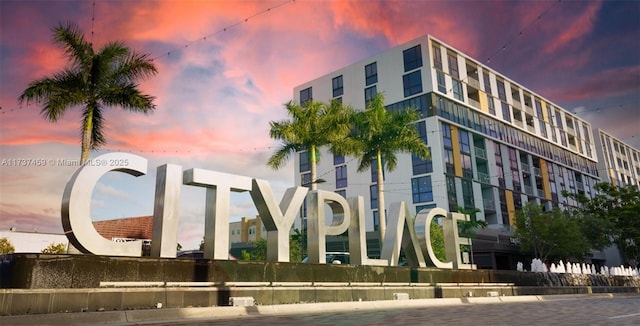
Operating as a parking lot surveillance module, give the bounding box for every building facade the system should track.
[293,35,607,268]
[594,129,640,187]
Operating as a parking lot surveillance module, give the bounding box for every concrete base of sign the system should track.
[1,254,638,316]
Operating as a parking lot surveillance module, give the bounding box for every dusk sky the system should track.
[1,0,639,250]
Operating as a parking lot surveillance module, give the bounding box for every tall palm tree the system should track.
[268,99,352,190]
[339,93,430,240]
[18,22,157,164]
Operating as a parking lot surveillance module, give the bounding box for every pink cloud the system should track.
[544,1,602,54]
[549,65,640,102]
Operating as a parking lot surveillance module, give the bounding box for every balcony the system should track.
[483,199,496,212]
[524,185,534,195]
[511,100,522,110]
[474,147,487,160]
[576,181,584,191]
[521,163,530,173]
[467,77,480,89]
[468,97,480,109]
[533,167,542,177]
[478,172,491,184]
[537,189,546,198]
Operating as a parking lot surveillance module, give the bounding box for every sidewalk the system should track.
[0,293,631,326]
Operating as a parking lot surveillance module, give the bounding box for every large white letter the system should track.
[380,202,426,267]
[250,179,308,262]
[183,169,251,260]
[307,190,350,264]
[150,164,182,258]
[443,212,476,270]
[414,207,453,269]
[61,153,147,256]
[347,197,388,266]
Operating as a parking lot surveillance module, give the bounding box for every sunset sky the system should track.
[1,0,639,250]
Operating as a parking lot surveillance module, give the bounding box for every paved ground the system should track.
[146,296,640,326]
[2,294,639,326]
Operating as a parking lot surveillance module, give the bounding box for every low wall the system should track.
[3,254,639,289]
[0,254,638,316]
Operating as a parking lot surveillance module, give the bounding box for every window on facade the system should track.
[373,210,379,231]
[446,176,457,212]
[365,86,377,105]
[412,176,433,203]
[461,179,474,209]
[370,185,378,209]
[432,43,443,70]
[336,165,348,188]
[403,45,422,72]
[436,71,446,93]
[332,75,343,98]
[483,72,492,94]
[335,189,346,198]
[501,102,511,123]
[300,87,312,104]
[334,154,345,165]
[403,70,423,97]
[412,151,433,175]
[447,51,459,79]
[496,79,507,101]
[299,151,310,172]
[301,173,311,188]
[365,62,378,85]
[487,94,496,115]
[452,79,463,101]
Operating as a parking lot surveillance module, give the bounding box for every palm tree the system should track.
[268,99,352,190]
[18,22,157,164]
[339,93,430,241]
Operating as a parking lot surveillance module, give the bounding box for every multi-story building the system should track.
[594,129,640,188]
[228,216,266,245]
[292,34,604,269]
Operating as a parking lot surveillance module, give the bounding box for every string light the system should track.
[150,0,295,62]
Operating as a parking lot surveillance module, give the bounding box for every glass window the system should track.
[496,79,506,101]
[365,62,377,85]
[436,71,446,93]
[299,151,310,172]
[365,86,377,105]
[452,79,463,101]
[432,43,443,70]
[335,189,346,198]
[403,70,423,97]
[370,185,378,209]
[334,154,345,165]
[501,102,511,123]
[300,87,312,104]
[447,52,459,79]
[462,179,474,209]
[412,151,433,175]
[412,176,433,203]
[301,173,311,188]
[482,72,492,94]
[487,94,495,115]
[336,165,348,188]
[332,75,343,98]
[403,45,423,72]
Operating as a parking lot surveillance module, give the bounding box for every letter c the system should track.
[61,153,148,256]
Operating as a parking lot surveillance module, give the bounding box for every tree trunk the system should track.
[310,145,317,191]
[80,106,93,165]
[377,150,386,242]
